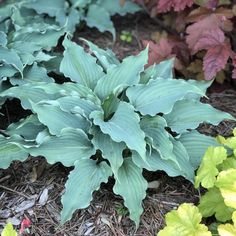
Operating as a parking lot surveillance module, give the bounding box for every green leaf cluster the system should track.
[158,128,236,235]
[0,36,234,227]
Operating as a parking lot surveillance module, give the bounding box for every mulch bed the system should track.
[0,13,236,236]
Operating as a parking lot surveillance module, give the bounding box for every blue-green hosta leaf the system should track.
[61,159,112,223]
[13,23,64,50]
[113,158,148,227]
[0,85,58,110]
[90,126,125,178]
[170,137,194,181]
[23,0,66,18]
[0,31,7,46]
[164,99,235,133]
[30,102,91,135]
[132,148,190,178]
[140,59,174,84]
[90,101,146,159]
[140,116,174,162]
[81,38,120,70]
[0,64,18,78]
[64,8,81,33]
[185,79,212,100]
[69,0,91,8]
[95,47,148,101]
[198,187,234,222]
[10,63,54,86]
[0,46,23,74]
[29,128,95,167]
[6,114,45,140]
[0,134,28,169]
[57,96,102,118]
[60,38,105,90]
[85,4,115,38]
[126,78,204,116]
[97,0,141,16]
[178,130,219,169]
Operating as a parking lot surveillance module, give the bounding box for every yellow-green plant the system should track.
[158,128,236,236]
[1,223,17,236]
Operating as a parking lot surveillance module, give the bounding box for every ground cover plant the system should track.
[135,0,236,83]
[158,128,236,235]
[0,35,235,229]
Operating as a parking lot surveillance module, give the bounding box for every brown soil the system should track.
[0,13,236,236]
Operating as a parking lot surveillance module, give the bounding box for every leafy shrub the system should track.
[158,128,236,235]
[0,37,235,227]
[136,0,236,82]
[0,0,140,107]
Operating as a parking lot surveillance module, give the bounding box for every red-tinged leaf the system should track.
[232,54,236,79]
[203,42,232,80]
[186,14,225,54]
[187,7,233,23]
[193,29,225,53]
[143,39,174,65]
[157,0,194,13]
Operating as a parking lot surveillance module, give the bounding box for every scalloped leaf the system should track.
[61,159,112,223]
[158,203,211,236]
[198,187,234,222]
[218,211,236,236]
[216,169,236,209]
[195,147,227,189]
[1,223,17,236]
[113,158,148,227]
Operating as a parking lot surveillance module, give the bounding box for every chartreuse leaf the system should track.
[60,37,105,90]
[0,135,28,169]
[178,130,219,169]
[90,126,125,178]
[30,101,91,135]
[195,147,227,189]
[29,128,95,167]
[164,99,234,133]
[90,101,146,160]
[158,203,212,236]
[61,159,112,223]
[216,169,236,209]
[218,211,236,236]
[113,158,148,227]
[94,48,148,101]
[218,158,236,171]
[85,4,115,38]
[1,223,17,236]
[198,187,234,222]
[126,78,204,116]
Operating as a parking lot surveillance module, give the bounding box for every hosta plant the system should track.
[158,128,236,235]
[0,37,235,227]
